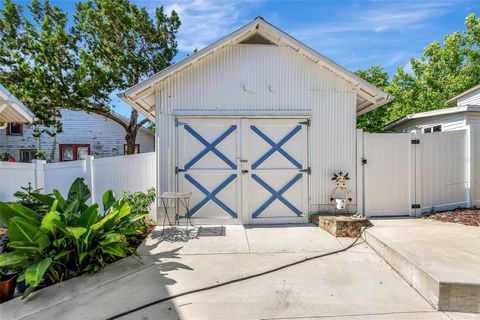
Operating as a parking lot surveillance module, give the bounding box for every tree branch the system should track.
[88,107,128,130]
[136,118,150,130]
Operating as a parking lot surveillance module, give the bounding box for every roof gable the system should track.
[119,17,393,121]
[447,84,480,105]
[0,84,35,124]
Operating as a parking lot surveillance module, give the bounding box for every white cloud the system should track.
[162,0,258,53]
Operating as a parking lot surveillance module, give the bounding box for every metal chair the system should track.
[158,192,193,233]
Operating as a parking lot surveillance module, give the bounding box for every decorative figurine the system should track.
[329,171,353,213]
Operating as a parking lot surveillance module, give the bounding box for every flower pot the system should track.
[0,274,18,303]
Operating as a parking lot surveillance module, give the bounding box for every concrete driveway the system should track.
[1,224,478,320]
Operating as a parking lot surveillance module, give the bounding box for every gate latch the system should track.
[175,167,187,174]
[299,167,311,175]
[361,158,367,165]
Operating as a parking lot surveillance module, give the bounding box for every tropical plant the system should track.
[0,177,148,298]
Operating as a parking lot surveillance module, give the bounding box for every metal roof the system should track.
[119,17,393,121]
[0,84,35,124]
[383,105,480,130]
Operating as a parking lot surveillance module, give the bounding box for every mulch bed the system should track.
[425,208,480,226]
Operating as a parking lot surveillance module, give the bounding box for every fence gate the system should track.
[363,133,413,216]
[362,131,467,217]
[177,117,309,224]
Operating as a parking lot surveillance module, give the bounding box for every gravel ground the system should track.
[425,208,480,226]
[149,226,199,242]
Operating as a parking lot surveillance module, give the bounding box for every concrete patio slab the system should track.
[365,219,480,313]
[120,251,436,320]
[2,224,478,320]
[244,224,344,253]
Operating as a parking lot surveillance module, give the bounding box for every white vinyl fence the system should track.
[0,152,155,204]
[360,130,468,217]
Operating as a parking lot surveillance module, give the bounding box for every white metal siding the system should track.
[156,44,357,212]
[0,110,154,162]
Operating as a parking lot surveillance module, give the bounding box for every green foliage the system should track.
[355,65,390,132]
[0,152,12,161]
[357,13,480,132]
[121,188,155,216]
[12,183,51,217]
[0,177,149,298]
[0,0,180,152]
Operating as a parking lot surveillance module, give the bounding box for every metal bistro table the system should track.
[158,192,193,232]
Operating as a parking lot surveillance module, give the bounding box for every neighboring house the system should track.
[0,109,154,162]
[384,84,480,133]
[384,84,480,207]
[120,17,392,224]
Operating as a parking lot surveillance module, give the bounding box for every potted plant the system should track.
[0,266,18,303]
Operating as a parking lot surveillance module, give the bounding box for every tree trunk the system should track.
[124,109,139,155]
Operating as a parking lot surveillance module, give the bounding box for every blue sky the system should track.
[7,0,480,117]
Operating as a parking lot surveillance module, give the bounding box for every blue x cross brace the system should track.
[184,125,237,170]
[250,125,302,169]
[185,174,238,218]
[251,174,303,218]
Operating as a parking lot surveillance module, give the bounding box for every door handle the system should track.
[242,170,249,174]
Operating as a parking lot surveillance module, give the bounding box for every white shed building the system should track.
[385,84,480,207]
[120,17,392,224]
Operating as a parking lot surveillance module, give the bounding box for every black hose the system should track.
[106,227,370,320]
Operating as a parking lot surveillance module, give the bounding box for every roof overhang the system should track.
[119,17,393,120]
[0,84,35,124]
[383,105,480,130]
[446,84,480,105]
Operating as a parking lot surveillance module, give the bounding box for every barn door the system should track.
[177,118,241,223]
[177,117,309,224]
[243,119,309,224]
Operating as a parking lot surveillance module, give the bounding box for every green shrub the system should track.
[12,183,51,216]
[0,178,149,298]
[121,188,155,216]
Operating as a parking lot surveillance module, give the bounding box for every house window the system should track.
[60,144,90,161]
[423,125,442,133]
[124,144,140,154]
[6,123,23,135]
[20,149,36,163]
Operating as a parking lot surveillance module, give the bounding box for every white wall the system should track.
[0,153,156,214]
[0,109,154,162]
[93,152,156,203]
[155,44,357,213]
[0,162,36,201]
[361,131,468,216]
